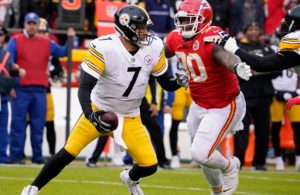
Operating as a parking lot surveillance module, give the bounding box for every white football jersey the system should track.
[278,30,300,75]
[272,70,298,91]
[81,34,168,117]
[278,30,300,55]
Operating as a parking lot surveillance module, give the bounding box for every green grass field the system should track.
[0,163,299,195]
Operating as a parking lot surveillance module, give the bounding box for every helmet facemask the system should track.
[175,11,206,38]
[280,5,300,37]
[280,18,295,37]
[129,20,154,47]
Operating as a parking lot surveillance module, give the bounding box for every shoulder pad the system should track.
[203,26,225,43]
[151,36,164,49]
[278,30,300,53]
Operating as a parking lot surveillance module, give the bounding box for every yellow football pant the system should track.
[172,88,192,120]
[65,114,157,167]
[271,98,300,122]
[46,92,54,122]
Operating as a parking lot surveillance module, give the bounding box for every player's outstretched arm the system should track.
[212,44,252,80]
[217,36,300,72]
[235,49,300,72]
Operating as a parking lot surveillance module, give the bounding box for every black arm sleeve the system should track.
[156,71,181,91]
[78,71,98,118]
[235,49,300,72]
[148,75,157,104]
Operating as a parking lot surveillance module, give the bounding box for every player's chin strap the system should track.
[233,62,252,81]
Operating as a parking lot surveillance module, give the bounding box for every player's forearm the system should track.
[78,71,97,118]
[235,49,300,72]
[156,72,181,91]
[148,75,157,104]
[213,44,241,72]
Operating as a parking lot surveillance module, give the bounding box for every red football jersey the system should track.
[166,26,239,109]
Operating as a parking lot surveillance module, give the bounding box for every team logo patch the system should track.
[144,55,152,65]
[119,13,130,26]
[193,40,200,50]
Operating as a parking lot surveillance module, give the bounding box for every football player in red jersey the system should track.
[164,0,252,194]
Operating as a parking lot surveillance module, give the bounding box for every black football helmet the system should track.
[280,5,300,36]
[114,5,154,47]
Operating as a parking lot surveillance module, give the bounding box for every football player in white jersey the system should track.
[21,5,187,195]
[271,70,300,171]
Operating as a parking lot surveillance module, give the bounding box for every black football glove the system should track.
[175,73,189,89]
[214,31,230,46]
[89,110,114,133]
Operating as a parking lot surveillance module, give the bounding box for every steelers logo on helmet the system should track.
[119,13,130,26]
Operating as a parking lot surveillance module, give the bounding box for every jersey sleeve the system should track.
[152,39,168,77]
[278,31,300,55]
[81,39,106,79]
[203,26,225,55]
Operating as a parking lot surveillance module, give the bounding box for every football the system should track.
[100,111,119,130]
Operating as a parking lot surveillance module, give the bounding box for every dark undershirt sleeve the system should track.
[156,71,181,91]
[78,71,98,118]
[149,75,157,104]
[235,49,300,72]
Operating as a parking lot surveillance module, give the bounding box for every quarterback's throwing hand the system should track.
[175,73,189,89]
[233,62,252,81]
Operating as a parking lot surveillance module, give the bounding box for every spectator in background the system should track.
[0,26,26,163]
[145,0,175,39]
[7,12,75,164]
[0,0,12,26]
[19,0,51,27]
[38,18,64,157]
[230,0,264,39]
[264,0,290,35]
[85,0,96,32]
[207,0,231,31]
[234,22,277,171]
[271,70,300,171]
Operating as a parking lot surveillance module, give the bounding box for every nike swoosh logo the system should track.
[223,188,233,192]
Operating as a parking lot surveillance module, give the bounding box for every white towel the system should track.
[113,117,127,151]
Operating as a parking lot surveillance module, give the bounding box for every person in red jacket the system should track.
[6,12,75,164]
